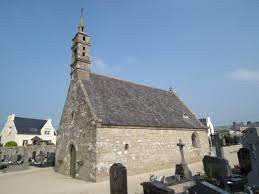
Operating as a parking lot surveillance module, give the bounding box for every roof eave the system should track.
[98,123,207,131]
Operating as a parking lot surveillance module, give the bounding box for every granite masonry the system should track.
[55,13,209,182]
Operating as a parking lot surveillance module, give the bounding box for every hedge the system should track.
[4,141,17,147]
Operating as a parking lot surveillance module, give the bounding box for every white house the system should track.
[199,117,215,137]
[0,114,57,146]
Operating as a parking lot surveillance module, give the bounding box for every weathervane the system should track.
[81,8,84,16]
[81,8,88,17]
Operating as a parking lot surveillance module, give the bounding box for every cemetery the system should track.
[108,127,259,193]
[1,128,259,194]
[0,2,258,194]
[0,145,56,173]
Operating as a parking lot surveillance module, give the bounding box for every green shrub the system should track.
[4,141,17,147]
[224,135,238,145]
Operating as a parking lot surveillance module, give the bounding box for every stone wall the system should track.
[223,144,242,168]
[0,145,56,160]
[55,80,97,182]
[95,126,209,182]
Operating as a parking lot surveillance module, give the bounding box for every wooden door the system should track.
[70,144,76,178]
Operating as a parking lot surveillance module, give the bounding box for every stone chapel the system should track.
[55,13,209,182]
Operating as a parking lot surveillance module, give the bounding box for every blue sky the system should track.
[0,0,259,128]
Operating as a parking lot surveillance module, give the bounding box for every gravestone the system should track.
[141,182,175,194]
[109,163,127,194]
[45,152,55,167]
[2,147,29,173]
[241,127,259,187]
[212,134,224,159]
[175,139,192,178]
[237,148,251,175]
[202,155,231,181]
[188,181,230,194]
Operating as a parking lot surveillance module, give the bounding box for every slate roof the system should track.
[14,117,47,135]
[83,73,205,129]
[199,118,207,127]
[31,136,42,141]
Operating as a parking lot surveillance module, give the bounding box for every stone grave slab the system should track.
[109,163,127,194]
[203,155,231,179]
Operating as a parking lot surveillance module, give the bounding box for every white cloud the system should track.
[92,56,122,75]
[226,68,259,81]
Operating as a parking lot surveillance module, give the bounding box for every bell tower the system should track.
[70,9,91,80]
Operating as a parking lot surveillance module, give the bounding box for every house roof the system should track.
[31,136,42,141]
[14,117,47,135]
[83,73,205,129]
[199,118,207,127]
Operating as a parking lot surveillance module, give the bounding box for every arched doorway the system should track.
[70,144,76,178]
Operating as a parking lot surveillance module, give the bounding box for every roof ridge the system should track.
[15,116,47,121]
[90,72,173,94]
[172,93,204,125]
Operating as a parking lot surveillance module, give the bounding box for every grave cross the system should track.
[214,134,224,159]
[177,139,186,163]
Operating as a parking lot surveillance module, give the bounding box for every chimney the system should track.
[8,114,15,121]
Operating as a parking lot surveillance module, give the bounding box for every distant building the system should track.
[0,114,56,146]
[199,117,215,137]
[231,121,259,132]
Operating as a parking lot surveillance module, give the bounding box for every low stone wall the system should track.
[222,144,242,168]
[0,145,56,160]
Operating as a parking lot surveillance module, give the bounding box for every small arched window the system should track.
[71,111,76,120]
[125,144,129,150]
[192,132,200,148]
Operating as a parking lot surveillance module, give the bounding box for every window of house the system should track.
[81,27,84,31]
[83,46,85,50]
[192,132,200,148]
[23,140,28,146]
[44,131,50,135]
[82,52,85,56]
[83,36,85,41]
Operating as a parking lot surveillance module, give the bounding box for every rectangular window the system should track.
[44,131,50,135]
[23,140,28,146]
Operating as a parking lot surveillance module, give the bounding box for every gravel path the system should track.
[0,162,203,194]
